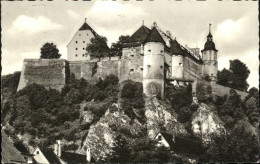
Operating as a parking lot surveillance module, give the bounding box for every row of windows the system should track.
[75,41,86,43]
[75,54,86,57]
[75,48,85,50]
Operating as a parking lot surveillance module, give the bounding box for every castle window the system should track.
[130,54,134,57]
[76,41,78,43]
[160,50,163,53]
[147,65,151,68]
[130,69,134,72]
[76,48,78,50]
[83,48,85,50]
[160,66,163,69]
[148,50,151,52]
[83,41,85,43]
[158,135,162,141]
[83,54,84,57]
[140,68,143,71]
[179,63,182,66]
[75,54,78,57]
[37,151,39,155]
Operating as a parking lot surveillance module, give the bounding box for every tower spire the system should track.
[85,18,87,23]
[209,23,211,34]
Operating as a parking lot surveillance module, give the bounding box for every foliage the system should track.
[40,42,61,59]
[165,84,193,110]
[120,80,145,123]
[217,59,250,91]
[86,35,110,58]
[110,35,130,56]
[200,125,259,162]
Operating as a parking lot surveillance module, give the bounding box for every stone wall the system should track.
[17,59,67,91]
[68,57,120,84]
[212,83,248,100]
[120,47,143,82]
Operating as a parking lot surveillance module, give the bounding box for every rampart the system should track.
[17,59,67,91]
[212,83,248,100]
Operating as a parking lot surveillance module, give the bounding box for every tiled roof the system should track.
[126,25,150,43]
[61,152,89,164]
[170,40,185,54]
[41,148,62,164]
[1,132,26,163]
[79,22,98,36]
[145,27,166,44]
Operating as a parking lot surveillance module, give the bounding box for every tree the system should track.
[86,35,110,58]
[110,35,130,56]
[217,68,232,87]
[40,42,61,59]
[217,59,250,91]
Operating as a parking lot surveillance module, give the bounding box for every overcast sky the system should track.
[1,0,258,89]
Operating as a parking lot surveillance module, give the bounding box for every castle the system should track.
[17,20,247,99]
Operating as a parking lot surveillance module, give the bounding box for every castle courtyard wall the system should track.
[211,83,248,99]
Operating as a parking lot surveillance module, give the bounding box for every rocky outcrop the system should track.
[191,103,226,142]
[145,97,187,139]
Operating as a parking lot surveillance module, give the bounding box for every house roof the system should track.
[155,132,175,148]
[14,141,33,156]
[170,40,185,54]
[122,25,150,48]
[41,148,62,164]
[202,32,218,52]
[1,132,26,163]
[145,27,166,44]
[61,152,88,164]
[79,22,98,37]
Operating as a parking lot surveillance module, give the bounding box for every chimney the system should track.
[86,148,91,163]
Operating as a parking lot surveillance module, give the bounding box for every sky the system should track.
[1,0,259,89]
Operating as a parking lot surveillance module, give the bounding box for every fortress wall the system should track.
[120,47,143,82]
[212,83,248,99]
[17,59,67,91]
[68,56,120,84]
[183,57,202,80]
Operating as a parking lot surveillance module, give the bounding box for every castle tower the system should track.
[201,24,218,82]
[170,39,184,81]
[143,23,166,98]
[67,18,98,61]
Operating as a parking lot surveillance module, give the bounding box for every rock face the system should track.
[145,97,187,139]
[191,103,226,141]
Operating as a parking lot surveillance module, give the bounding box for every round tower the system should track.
[143,24,165,98]
[201,24,218,82]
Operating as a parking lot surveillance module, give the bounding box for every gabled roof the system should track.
[154,132,175,148]
[78,22,98,36]
[41,148,62,164]
[14,141,34,156]
[61,152,88,164]
[1,132,26,163]
[127,25,150,43]
[145,27,166,44]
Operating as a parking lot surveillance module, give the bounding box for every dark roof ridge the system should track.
[145,26,166,44]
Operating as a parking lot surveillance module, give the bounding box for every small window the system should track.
[87,34,88,36]
[75,54,78,57]
[76,41,78,43]
[83,48,85,50]
[37,151,39,155]
[211,74,213,76]
[158,135,162,141]
[160,66,163,69]
[130,54,134,57]
[130,69,134,72]
[147,65,151,68]
[140,68,143,71]
[179,63,182,66]
[148,50,151,52]
[83,54,84,57]
[160,50,163,53]
[76,48,78,50]
[83,41,85,43]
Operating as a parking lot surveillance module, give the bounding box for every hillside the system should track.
[1,72,259,162]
